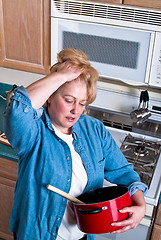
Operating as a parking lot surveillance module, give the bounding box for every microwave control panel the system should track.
[149,32,161,88]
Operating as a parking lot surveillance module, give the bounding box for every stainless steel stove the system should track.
[120,134,161,188]
[84,106,161,240]
[84,106,161,205]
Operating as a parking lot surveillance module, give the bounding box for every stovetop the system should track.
[120,134,161,188]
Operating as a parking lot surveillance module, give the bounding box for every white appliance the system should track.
[51,0,161,88]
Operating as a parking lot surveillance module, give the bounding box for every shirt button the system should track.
[63,198,65,201]
[67,179,70,182]
[67,157,70,160]
[57,217,60,221]
[52,233,55,236]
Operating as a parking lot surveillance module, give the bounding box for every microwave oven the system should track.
[51,0,161,88]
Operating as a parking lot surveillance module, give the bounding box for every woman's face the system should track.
[47,80,88,134]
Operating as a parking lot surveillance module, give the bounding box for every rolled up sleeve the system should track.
[3,86,43,158]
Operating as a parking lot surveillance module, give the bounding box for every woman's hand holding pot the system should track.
[110,190,146,234]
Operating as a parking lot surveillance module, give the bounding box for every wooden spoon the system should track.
[46,184,85,204]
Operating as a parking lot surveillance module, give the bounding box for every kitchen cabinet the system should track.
[0,0,50,75]
[151,204,161,240]
[87,0,161,9]
[90,0,123,3]
[123,0,161,9]
[0,157,18,240]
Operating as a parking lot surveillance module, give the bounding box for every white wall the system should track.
[0,67,44,87]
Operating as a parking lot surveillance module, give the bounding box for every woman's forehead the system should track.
[57,80,88,99]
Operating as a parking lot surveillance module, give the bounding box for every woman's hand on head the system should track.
[110,190,146,234]
[55,61,82,83]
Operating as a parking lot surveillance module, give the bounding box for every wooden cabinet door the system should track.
[0,158,18,240]
[151,224,161,240]
[151,204,161,240]
[0,179,15,240]
[88,0,123,3]
[123,0,161,9]
[155,204,161,225]
[0,0,50,75]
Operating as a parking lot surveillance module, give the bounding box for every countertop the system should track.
[0,142,18,162]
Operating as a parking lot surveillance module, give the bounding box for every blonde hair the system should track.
[50,48,98,105]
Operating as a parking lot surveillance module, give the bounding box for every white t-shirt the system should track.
[53,126,88,240]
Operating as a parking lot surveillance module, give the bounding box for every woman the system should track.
[4,48,148,240]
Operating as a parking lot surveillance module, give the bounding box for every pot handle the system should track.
[79,207,102,215]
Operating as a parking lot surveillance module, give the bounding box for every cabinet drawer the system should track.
[123,0,161,9]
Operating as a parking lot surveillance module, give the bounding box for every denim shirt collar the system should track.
[42,107,54,132]
[42,107,80,140]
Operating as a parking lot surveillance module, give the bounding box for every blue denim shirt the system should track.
[4,86,148,240]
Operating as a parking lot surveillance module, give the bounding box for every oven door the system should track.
[95,218,153,240]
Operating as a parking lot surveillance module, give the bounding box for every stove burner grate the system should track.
[120,134,161,187]
[134,144,148,156]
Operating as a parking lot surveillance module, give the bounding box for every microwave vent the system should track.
[53,0,161,27]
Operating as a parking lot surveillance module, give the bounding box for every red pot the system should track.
[73,186,132,234]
